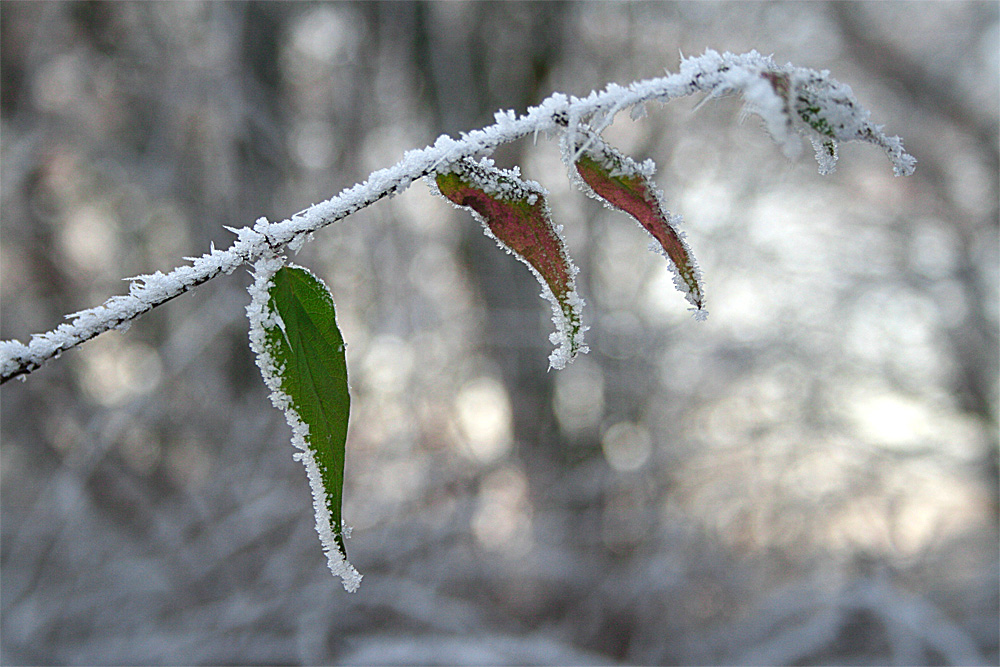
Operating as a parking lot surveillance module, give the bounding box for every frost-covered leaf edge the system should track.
[431,157,589,370]
[561,130,707,318]
[246,255,362,593]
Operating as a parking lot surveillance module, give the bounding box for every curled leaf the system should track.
[755,66,916,176]
[247,258,361,592]
[435,158,587,369]
[566,133,705,316]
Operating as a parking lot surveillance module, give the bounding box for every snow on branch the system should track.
[0,50,915,384]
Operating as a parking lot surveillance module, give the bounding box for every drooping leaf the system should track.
[247,259,361,592]
[758,68,912,176]
[435,158,587,369]
[567,135,705,315]
[265,266,350,551]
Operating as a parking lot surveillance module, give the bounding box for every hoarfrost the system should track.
[811,137,840,175]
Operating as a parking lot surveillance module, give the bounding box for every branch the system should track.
[0,50,915,384]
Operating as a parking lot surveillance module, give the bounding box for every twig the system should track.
[0,50,914,384]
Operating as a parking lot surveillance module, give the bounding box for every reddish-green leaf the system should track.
[436,159,586,369]
[572,138,705,315]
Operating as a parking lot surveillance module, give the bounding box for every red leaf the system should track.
[571,138,705,315]
[436,159,587,369]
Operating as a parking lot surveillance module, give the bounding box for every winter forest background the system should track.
[1,2,997,664]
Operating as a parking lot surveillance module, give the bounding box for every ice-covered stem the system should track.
[0,50,915,384]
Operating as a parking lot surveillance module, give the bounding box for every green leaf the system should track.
[436,158,587,369]
[265,266,350,556]
[570,137,705,315]
[248,259,360,591]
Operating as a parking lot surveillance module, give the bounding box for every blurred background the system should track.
[1,2,997,664]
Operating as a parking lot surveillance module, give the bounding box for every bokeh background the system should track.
[2,2,997,664]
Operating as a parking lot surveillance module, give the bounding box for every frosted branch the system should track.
[0,50,915,384]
